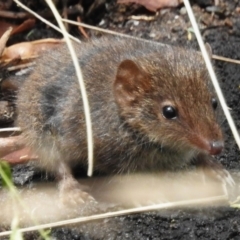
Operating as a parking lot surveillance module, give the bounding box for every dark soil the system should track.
[1,0,240,239]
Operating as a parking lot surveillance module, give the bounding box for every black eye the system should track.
[211,98,218,110]
[162,106,177,119]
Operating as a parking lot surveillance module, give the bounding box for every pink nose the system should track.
[209,141,224,155]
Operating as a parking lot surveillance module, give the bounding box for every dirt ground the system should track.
[1,0,240,239]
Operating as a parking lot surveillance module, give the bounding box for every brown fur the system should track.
[16,37,225,197]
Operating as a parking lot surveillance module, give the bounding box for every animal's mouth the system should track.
[208,140,224,155]
[190,136,224,156]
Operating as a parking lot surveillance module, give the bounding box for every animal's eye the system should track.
[162,106,177,119]
[211,98,218,110]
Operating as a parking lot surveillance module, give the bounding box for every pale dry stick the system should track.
[0,127,21,132]
[183,0,240,150]
[0,10,29,18]
[7,62,36,71]
[62,19,240,65]
[0,195,227,237]
[45,0,94,177]
[62,18,165,45]
[77,16,89,39]
[129,14,157,21]
[0,27,12,56]
[12,0,80,43]
[212,54,240,65]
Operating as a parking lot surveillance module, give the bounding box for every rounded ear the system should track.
[205,43,212,58]
[113,59,151,108]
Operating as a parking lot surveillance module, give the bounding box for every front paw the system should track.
[58,177,97,206]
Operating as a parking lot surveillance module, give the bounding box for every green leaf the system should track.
[0,161,12,188]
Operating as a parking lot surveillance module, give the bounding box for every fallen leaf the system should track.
[11,18,35,35]
[0,136,24,158]
[1,38,64,61]
[118,0,181,12]
[0,27,12,56]
[0,21,15,37]
[1,147,38,164]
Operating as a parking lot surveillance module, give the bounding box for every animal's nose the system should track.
[209,140,224,155]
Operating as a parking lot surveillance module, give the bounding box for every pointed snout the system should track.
[209,140,224,155]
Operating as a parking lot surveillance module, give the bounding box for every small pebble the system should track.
[149,32,156,38]
[180,7,187,15]
[133,20,139,26]
[98,19,105,26]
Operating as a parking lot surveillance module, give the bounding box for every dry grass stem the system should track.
[62,18,165,45]
[12,0,80,43]
[183,0,240,150]
[7,62,36,71]
[77,16,89,39]
[128,14,157,21]
[62,19,240,66]
[44,0,94,176]
[0,127,21,132]
[0,195,227,237]
[212,54,240,65]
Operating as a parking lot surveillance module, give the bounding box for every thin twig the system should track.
[0,7,82,19]
[62,18,165,45]
[128,14,158,21]
[77,16,89,39]
[63,19,240,65]
[0,10,30,18]
[45,0,94,177]
[12,0,80,43]
[0,127,21,132]
[7,62,36,71]
[183,0,240,150]
[212,54,240,65]
[0,195,227,237]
